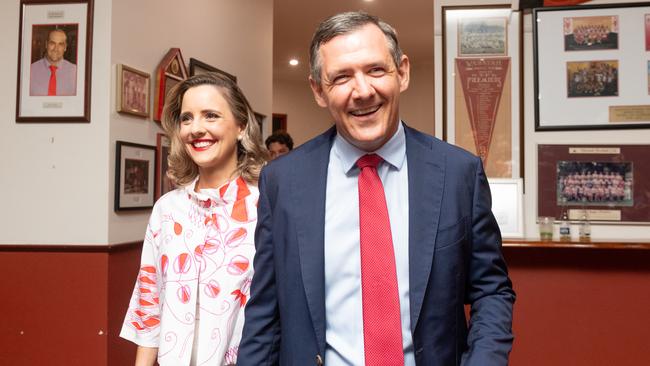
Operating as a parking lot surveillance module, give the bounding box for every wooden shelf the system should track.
[503,238,650,250]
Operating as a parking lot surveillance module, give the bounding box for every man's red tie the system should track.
[48,65,57,96]
[357,154,404,366]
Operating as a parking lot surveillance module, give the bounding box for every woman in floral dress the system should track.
[120,72,267,365]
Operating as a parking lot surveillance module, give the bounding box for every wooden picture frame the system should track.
[534,2,650,130]
[189,57,237,82]
[115,141,156,211]
[155,133,175,201]
[442,5,523,179]
[116,64,150,118]
[16,0,94,122]
[153,48,188,122]
[537,144,650,224]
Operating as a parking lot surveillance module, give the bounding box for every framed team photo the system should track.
[563,15,618,51]
[566,60,618,98]
[537,144,650,224]
[442,5,523,179]
[16,0,94,122]
[115,141,156,211]
[534,2,650,131]
[458,17,507,57]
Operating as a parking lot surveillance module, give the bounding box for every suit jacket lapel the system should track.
[291,127,336,354]
[404,125,445,332]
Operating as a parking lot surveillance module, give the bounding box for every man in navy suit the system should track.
[238,11,515,366]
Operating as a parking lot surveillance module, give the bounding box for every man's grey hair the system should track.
[309,11,403,85]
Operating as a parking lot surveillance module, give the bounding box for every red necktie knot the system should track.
[356,154,382,170]
[49,65,58,73]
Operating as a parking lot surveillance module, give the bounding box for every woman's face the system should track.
[178,85,242,179]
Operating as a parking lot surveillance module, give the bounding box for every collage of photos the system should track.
[563,15,621,99]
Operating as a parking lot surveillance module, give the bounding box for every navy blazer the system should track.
[238,124,515,366]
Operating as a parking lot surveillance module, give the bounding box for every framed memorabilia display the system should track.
[189,57,237,83]
[15,0,94,122]
[534,2,650,131]
[537,144,650,224]
[488,178,524,238]
[115,141,156,211]
[155,133,175,200]
[442,5,523,179]
[153,48,188,122]
[116,64,150,118]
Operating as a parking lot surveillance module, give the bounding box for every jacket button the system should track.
[316,354,323,365]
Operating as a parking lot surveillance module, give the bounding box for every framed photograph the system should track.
[534,2,650,130]
[189,57,237,83]
[537,144,650,224]
[115,141,156,211]
[442,6,523,179]
[153,48,188,122]
[489,178,524,238]
[116,64,150,118]
[155,133,175,200]
[15,0,94,122]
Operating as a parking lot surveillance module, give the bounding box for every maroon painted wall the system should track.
[0,251,108,366]
[0,245,648,365]
[505,247,650,365]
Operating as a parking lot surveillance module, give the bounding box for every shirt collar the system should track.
[333,121,406,175]
[184,176,249,208]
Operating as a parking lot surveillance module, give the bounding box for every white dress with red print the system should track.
[120,177,258,365]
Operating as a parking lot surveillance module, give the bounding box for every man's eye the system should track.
[332,75,350,84]
[368,67,385,76]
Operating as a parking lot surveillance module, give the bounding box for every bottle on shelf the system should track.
[559,207,571,242]
[578,210,591,242]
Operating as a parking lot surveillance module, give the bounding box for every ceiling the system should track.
[273,0,435,82]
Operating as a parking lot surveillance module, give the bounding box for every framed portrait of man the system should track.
[15,0,94,122]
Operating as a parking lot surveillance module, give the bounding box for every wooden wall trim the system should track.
[0,241,142,252]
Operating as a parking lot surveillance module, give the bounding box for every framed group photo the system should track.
[116,64,150,118]
[16,0,94,122]
[534,2,650,130]
[442,5,523,179]
[115,141,156,211]
[537,144,650,224]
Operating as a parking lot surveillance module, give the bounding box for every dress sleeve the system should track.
[119,207,164,348]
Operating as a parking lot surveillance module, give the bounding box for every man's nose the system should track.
[351,74,375,99]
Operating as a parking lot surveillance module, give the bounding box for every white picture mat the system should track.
[488,178,524,238]
[444,8,521,179]
[119,144,155,208]
[19,3,88,118]
[535,5,650,128]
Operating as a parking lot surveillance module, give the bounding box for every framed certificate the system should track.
[489,178,524,238]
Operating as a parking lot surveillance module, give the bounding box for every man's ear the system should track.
[309,76,328,108]
[397,55,410,93]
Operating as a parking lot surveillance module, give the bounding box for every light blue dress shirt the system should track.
[324,122,414,365]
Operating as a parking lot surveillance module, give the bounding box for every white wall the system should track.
[108,0,273,244]
[435,0,650,239]
[0,0,112,245]
[0,0,272,245]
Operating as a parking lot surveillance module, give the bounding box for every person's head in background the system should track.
[265,131,294,160]
[162,72,268,188]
